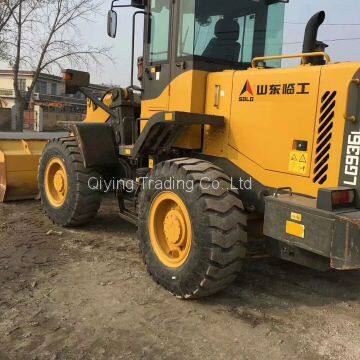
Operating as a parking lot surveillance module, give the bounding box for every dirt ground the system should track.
[1,197,360,360]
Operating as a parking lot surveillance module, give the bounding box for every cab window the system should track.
[177,0,285,67]
[149,0,171,63]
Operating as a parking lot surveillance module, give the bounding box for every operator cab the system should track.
[109,0,287,108]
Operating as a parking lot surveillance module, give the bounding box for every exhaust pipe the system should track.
[302,11,327,65]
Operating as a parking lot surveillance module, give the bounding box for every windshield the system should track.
[177,0,285,67]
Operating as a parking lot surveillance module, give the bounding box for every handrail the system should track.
[344,78,360,123]
[130,10,146,92]
[251,52,331,68]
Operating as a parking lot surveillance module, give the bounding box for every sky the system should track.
[282,0,360,64]
[85,0,360,86]
[4,1,360,86]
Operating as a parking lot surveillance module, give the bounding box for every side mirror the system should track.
[63,69,90,94]
[107,10,118,38]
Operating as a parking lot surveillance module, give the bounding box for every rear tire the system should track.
[138,158,248,299]
[38,137,101,227]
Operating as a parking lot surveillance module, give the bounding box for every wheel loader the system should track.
[38,0,360,299]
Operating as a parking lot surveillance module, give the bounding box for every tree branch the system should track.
[8,0,111,130]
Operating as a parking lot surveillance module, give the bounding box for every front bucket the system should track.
[0,139,47,202]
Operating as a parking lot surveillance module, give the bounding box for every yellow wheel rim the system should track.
[44,157,68,208]
[149,191,192,268]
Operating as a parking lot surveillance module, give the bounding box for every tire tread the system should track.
[138,157,249,299]
[38,138,101,227]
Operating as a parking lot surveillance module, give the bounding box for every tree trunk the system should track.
[13,96,25,131]
[12,0,23,131]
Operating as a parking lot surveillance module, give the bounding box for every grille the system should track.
[313,91,337,184]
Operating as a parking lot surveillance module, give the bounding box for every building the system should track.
[0,69,111,131]
[0,69,109,109]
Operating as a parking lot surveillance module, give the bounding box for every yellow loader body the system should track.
[138,60,360,201]
[35,0,360,299]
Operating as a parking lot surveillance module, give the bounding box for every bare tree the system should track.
[0,0,20,32]
[0,0,20,59]
[7,0,110,130]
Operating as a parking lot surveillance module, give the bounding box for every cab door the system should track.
[141,0,172,119]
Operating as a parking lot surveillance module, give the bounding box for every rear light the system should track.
[317,188,356,211]
[332,190,356,206]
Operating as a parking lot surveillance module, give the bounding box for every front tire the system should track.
[138,158,248,299]
[38,137,101,227]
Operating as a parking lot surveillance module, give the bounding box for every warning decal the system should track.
[289,151,309,175]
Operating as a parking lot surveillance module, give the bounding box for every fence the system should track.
[1,106,85,132]
[37,110,83,131]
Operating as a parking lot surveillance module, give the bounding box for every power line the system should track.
[286,22,360,26]
[283,37,360,45]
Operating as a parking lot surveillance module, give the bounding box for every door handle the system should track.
[214,85,221,108]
